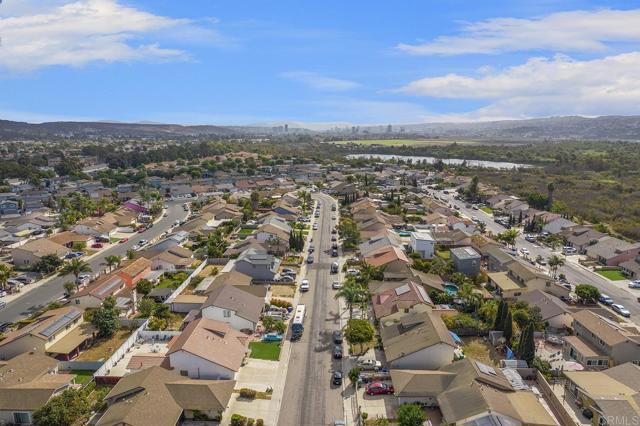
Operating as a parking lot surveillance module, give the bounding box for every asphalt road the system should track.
[433,189,640,322]
[279,192,345,426]
[0,200,188,324]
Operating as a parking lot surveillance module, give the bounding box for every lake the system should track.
[346,153,532,170]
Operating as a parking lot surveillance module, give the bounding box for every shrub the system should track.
[256,420,264,426]
[231,414,247,426]
[443,313,482,330]
[239,388,257,399]
[246,419,254,426]
[269,299,292,309]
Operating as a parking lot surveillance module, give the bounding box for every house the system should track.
[223,238,268,258]
[170,294,208,313]
[201,284,264,332]
[450,246,481,276]
[117,257,152,286]
[586,236,640,266]
[432,230,472,247]
[359,229,403,258]
[165,379,236,422]
[518,290,572,330]
[371,281,433,320]
[563,310,640,369]
[485,245,514,272]
[167,318,249,380]
[70,273,128,309]
[488,260,570,300]
[255,217,291,243]
[563,363,640,426]
[0,352,76,426]
[380,310,456,370]
[97,367,181,426]
[560,226,607,253]
[620,255,640,279]
[48,231,95,248]
[364,245,411,274]
[150,247,194,271]
[74,216,117,239]
[391,358,557,426]
[410,230,435,259]
[0,307,93,361]
[542,217,577,235]
[233,248,280,281]
[0,198,21,215]
[11,238,69,267]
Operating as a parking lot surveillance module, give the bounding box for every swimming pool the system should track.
[444,283,459,296]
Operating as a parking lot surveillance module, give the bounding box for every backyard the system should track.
[155,271,190,289]
[72,370,95,385]
[270,284,296,298]
[249,341,281,361]
[76,329,133,361]
[461,337,500,366]
[596,269,627,281]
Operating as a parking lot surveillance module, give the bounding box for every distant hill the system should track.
[2,115,640,141]
[360,116,640,141]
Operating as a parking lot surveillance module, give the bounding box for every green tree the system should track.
[137,298,156,318]
[397,403,427,426]
[61,258,92,291]
[348,367,361,385]
[0,264,13,291]
[33,388,91,426]
[103,255,122,272]
[547,254,565,278]
[497,229,520,248]
[35,254,63,274]
[127,249,137,260]
[135,279,153,296]
[575,284,600,304]
[344,319,375,354]
[91,296,120,338]
[503,310,513,343]
[63,281,77,297]
[334,280,368,319]
[493,300,506,330]
[517,323,536,364]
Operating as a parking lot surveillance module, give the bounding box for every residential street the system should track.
[435,190,640,321]
[0,200,188,324]
[278,192,346,426]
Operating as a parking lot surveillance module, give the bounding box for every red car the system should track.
[119,238,129,244]
[365,383,394,396]
[137,227,147,233]
[91,243,103,249]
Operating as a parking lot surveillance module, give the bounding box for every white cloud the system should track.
[0,0,225,72]
[281,71,360,92]
[397,9,640,55]
[397,52,640,119]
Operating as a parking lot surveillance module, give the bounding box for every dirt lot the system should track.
[270,284,296,298]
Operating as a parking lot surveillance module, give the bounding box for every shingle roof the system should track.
[166,379,235,412]
[203,284,263,324]
[572,310,640,346]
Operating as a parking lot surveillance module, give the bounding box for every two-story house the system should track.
[233,248,280,281]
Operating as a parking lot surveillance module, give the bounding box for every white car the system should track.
[611,304,631,318]
[300,279,310,292]
[346,268,359,276]
[332,281,342,290]
[519,247,530,255]
[356,358,382,371]
[312,223,318,230]
[628,280,640,289]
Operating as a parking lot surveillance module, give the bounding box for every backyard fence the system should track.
[163,260,209,305]
[535,370,578,426]
[93,318,149,381]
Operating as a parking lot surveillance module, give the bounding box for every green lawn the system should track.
[480,207,493,214]
[238,228,255,235]
[249,342,281,361]
[596,270,628,281]
[436,249,451,260]
[72,370,95,385]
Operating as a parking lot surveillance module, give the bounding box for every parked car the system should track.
[331,228,337,234]
[332,281,342,290]
[300,279,310,292]
[312,223,319,230]
[282,268,296,275]
[91,243,104,249]
[599,294,614,305]
[628,280,640,289]
[525,234,537,243]
[332,371,343,386]
[333,330,343,344]
[14,275,34,284]
[365,382,394,396]
[333,345,343,359]
[331,235,337,241]
[611,304,631,317]
[119,237,129,244]
[331,249,338,257]
[357,358,382,371]
[519,247,530,255]
[263,333,284,342]
[0,322,12,332]
[308,246,315,253]
[279,275,295,283]
[346,268,359,276]
[563,246,578,255]
[306,255,314,264]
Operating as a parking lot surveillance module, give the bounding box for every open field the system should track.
[331,139,481,146]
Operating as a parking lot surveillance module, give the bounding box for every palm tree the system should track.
[548,254,565,278]
[459,283,482,313]
[334,280,367,319]
[127,249,137,260]
[498,229,520,248]
[478,300,498,323]
[63,281,77,297]
[0,264,13,292]
[61,258,92,290]
[103,255,122,272]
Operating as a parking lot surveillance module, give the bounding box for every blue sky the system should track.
[1,0,640,126]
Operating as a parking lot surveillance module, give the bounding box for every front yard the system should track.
[270,284,296,298]
[249,341,281,361]
[596,269,627,281]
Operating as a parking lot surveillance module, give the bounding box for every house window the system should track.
[75,299,80,304]
[13,412,31,424]
[223,310,232,318]
[180,370,188,376]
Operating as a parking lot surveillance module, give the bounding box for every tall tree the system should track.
[503,310,513,343]
[547,254,565,278]
[0,264,13,292]
[334,280,368,319]
[517,323,536,364]
[494,301,506,330]
[103,255,122,272]
[61,258,92,290]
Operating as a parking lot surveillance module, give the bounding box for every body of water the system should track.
[347,153,532,170]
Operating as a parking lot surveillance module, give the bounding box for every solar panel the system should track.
[395,284,411,296]
[476,361,497,376]
[40,310,81,337]
[96,278,123,297]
